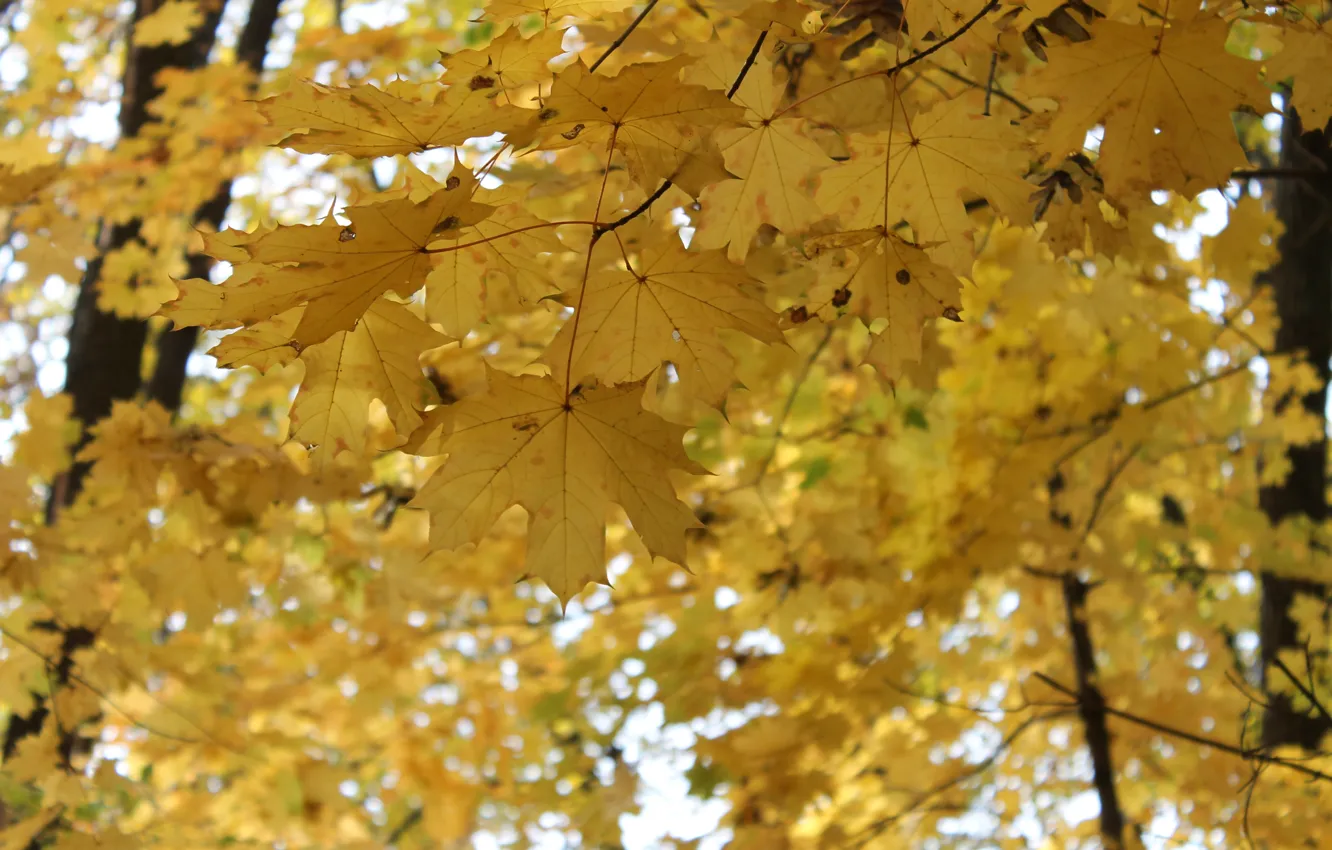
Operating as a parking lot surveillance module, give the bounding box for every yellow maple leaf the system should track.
[686,53,831,261]
[208,308,302,373]
[807,230,961,380]
[1265,21,1332,133]
[132,0,202,47]
[544,229,784,406]
[256,80,532,157]
[514,56,745,196]
[163,163,493,346]
[417,166,566,337]
[904,0,993,44]
[97,241,179,318]
[484,0,637,27]
[440,27,566,104]
[13,392,76,480]
[1026,15,1270,198]
[0,163,58,206]
[410,368,706,604]
[290,299,446,472]
[815,95,1032,272]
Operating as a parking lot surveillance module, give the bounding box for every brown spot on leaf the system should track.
[432,215,461,235]
[445,175,461,190]
[469,74,497,90]
[831,287,851,308]
[338,225,357,242]
[561,123,585,141]
[895,269,911,285]
[539,107,559,121]
[789,305,809,324]
[942,306,962,322]
[425,367,457,404]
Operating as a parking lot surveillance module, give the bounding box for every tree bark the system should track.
[5,0,281,767]
[46,0,225,518]
[1258,109,1332,752]
[146,0,283,410]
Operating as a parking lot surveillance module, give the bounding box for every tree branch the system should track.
[1033,672,1332,784]
[1061,575,1127,846]
[385,807,423,845]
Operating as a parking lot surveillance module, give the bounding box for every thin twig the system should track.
[728,29,769,98]
[927,61,1032,114]
[588,0,661,73]
[1232,167,1328,180]
[0,625,206,748]
[385,808,423,845]
[1271,655,1332,726]
[773,0,999,120]
[848,710,1072,848]
[751,326,834,483]
[982,52,998,116]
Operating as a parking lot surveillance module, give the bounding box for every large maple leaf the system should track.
[686,53,832,261]
[256,80,531,157]
[163,164,493,346]
[409,369,706,604]
[440,28,566,102]
[544,230,783,406]
[513,56,745,196]
[1264,21,1332,134]
[290,299,446,473]
[806,230,961,381]
[1025,15,1269,198]
[815,95,1033,272]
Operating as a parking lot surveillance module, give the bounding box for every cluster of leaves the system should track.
[1,0,1332,846]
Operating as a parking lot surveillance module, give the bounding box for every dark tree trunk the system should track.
[47,0,226,516]
[5,0,284,767]
[1258,110,1332,752]
[147,0,284,409]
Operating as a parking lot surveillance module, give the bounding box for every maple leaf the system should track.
[1265,22,1332,132]
[0,162,58,206]
[513,56,746,196]
[440,28,566,103]
[686,53,832,261]
[544,229,784,406]
[208,308,302,373]
[256,80,532,157]
[815,95,1033,271]
[410,368,706,603]
[484,0,636,27]
[806,229,961,380]
[132,0,202,47]
[424,183,566,338]
[1026,15,1270,198]
[290,298,446,472]
[162,163,493,346]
